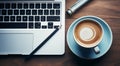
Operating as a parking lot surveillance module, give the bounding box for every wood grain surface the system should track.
[0,0,120,66]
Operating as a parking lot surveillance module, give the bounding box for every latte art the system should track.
[74,20,103,48]
[80,27,95,41]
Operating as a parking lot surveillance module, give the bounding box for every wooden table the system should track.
[0,0,120,66]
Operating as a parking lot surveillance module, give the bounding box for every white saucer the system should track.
[67,16,113,59]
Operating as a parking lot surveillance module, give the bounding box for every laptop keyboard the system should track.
[0,2,61,29]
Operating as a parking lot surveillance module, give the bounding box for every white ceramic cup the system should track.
[73,18,104,54]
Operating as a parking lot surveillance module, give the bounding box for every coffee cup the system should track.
[73,18,104,54]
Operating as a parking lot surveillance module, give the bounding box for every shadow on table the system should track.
[67,50,112,66]
[0,54,65,62]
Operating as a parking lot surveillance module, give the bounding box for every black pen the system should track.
[25,26,61,61]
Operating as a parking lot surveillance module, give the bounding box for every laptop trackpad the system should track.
[0,33,33,55]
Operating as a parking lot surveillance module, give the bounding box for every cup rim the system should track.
[73,17,104,48]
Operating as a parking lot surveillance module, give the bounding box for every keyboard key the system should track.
[50,10,54,15]
[20,10,25,15]
[29,23,34,28]
[29,16,34,21]
[10,16,15,21]
[36,3,40,9]
[41,3,46,9]
[12,3,16,9]
[4,16,9,21]
[54,25,59,28]
[14,10,19,15]
[47,16,60,21]
[42,25,47,29]
[35,23,41,28]
[0,3,4,9]
[35,16,40,21]
[18,3,22,9]
[0,16,3,21]
[0,23,27,28]
[16,16,21,21]
[48,22,53,29]
[41,16,45,21]
[30,3,34,9]
[24,3,28,9]
[32,10,37,15]
[56,10,60,15]
[44,10,49,15]
[0,10,1,15]
[38,10,43,15]
[53,3,60,9]
[26,10,31,15]
[23,16,27,21]
[2,10,6,15]
[5,3,10,9]
[47,3,52,9]
[8,10,13,15]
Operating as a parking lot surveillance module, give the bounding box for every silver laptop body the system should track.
[0,0,65,55]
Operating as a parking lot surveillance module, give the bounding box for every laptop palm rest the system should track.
[0,33,33,55]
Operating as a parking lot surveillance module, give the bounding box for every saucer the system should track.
[67,16,113,59]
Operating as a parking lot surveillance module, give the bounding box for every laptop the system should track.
[0,0,65,55]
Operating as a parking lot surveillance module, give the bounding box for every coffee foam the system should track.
[74,20,103,48]
[80,27,95,41]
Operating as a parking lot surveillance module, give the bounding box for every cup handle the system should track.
[94,46,100,54]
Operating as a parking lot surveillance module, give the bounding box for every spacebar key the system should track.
[0,23,27,29]
[47,16,60,21]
